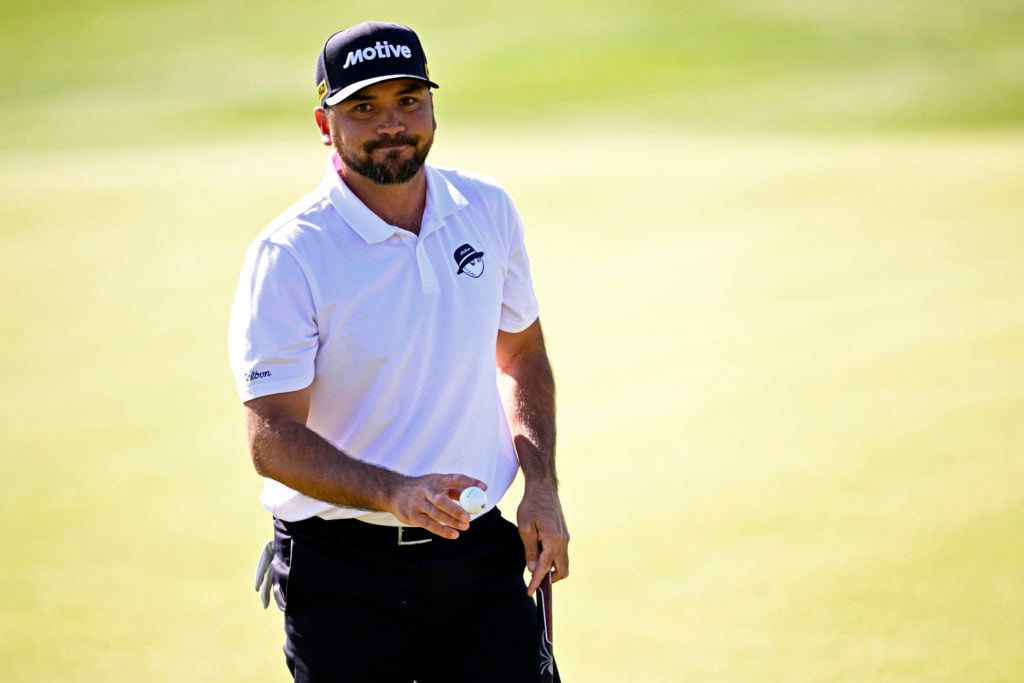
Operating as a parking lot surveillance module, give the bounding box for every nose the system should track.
[377,106,406,136]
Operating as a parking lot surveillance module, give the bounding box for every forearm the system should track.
[245,403,482,537]
[500,346,558,490]
[247,411,401,512]
[497,319,569,591]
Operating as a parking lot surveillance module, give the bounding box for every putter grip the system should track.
[537,571,559,682]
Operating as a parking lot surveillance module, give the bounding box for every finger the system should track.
[551,547,570,583]
[394,488,465,538]
[526,546,555,596]
[411,511,462,540]
[419,475,484,527]
[443,476,489,498]
[527,520,570,592]
[520,523,540,574]
[426,489,471,530]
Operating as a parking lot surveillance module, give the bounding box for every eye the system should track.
[352,103,374,113]
[400,96,420,107]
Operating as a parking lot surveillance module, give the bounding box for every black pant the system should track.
[273,509,539,682]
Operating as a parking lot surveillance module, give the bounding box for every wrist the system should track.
[523,473,559,497]
[350,460,407,514]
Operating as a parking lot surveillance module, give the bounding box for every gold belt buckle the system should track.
[397,527,432,546]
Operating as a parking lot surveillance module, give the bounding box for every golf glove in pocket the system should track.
[253,540,273,609]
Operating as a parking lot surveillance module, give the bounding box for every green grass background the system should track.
[1,1,1022,681]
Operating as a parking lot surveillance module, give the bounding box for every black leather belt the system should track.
[285,508,500,547]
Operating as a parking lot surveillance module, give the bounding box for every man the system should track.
[228,21,569,682]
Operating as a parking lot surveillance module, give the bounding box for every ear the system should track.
[314,107,333,147]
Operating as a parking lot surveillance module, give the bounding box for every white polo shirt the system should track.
[228,153,539,523]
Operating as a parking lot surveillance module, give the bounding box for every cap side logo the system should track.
[316,79,328,101]
[343,41,413,69]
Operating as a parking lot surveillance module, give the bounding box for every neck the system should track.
[341,166,428,235]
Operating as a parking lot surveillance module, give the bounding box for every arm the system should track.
[244,386,483,539]
[496,318,570,595]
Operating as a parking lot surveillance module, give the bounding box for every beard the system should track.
[338,133,433,185]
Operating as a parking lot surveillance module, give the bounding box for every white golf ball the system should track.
[459,486,488,515]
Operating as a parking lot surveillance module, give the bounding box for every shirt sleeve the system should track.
[228,239,318,402]
[498,193,540,333]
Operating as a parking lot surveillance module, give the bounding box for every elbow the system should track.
[243,391,310,481]
[246,414,281,480]
[250,445,273,479]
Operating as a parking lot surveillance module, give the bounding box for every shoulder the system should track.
[250,186,334,254]
[429,165,515,206]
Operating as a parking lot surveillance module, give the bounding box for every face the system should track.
[317,78,436,185]
[463,257,484,278]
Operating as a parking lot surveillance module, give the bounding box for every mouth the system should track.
[366,136,418,154]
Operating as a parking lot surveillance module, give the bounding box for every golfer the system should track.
[227,21,569,682]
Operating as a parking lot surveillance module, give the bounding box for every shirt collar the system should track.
[321,152,468,244]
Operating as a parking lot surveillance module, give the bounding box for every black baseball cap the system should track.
[315,22,439,107]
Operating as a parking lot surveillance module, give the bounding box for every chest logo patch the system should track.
[453,243,485,278]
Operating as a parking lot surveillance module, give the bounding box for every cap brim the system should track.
[323,74,439,106]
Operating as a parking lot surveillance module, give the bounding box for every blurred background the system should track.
[1,1,1022,681]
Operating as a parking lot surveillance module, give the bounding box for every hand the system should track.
[389,474,487,540]
[517,484,570,596]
